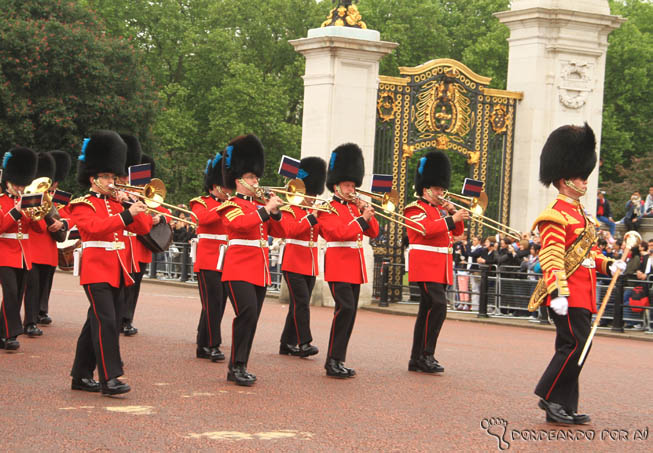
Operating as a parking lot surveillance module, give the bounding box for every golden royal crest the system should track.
[377,91,397,122]
[415,73,471,140]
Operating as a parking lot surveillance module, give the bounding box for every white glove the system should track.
[550,296,568,316]
[609,260,627,275]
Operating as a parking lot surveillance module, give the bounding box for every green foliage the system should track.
[0,0,157,193]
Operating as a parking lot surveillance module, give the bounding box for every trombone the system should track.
[354,189,426,235]
[253,179,334,213]
[438,191,521,240]
[111,178,199,227]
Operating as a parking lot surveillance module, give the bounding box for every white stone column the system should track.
[289,27,397,306]
[496,0,624,232]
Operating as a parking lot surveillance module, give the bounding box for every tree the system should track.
[0,0,158,192]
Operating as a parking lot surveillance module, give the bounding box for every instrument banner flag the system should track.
[129,163,152,186]
[52,189,72,206]
[371,174,393,193]
[462,178,483,197]
[20,193,43,209]
[278,155,301,179]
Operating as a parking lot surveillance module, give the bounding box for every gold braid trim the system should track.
[279,205,296,218]
[69,195,95,212]
[190,196,207,209]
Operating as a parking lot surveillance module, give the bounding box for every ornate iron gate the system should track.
[373,58,522,301]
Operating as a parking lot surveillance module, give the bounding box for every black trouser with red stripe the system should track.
[71,283,124,382]
[535,307,591,413]
[411,282,447,361]
[280,271,315,346]
[0,266,28,339]
[24,263,55,326]
[121,264,146,325]
[326,282,360,362]
[197,269,227,348]
[225,281,266,367]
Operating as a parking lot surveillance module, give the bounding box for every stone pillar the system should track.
[289,27,397,306]
[496,0,624,232]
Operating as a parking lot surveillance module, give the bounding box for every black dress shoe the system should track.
[71,377,101,393]
[408,357,440,373]
[227,365,256,386]
[423,355,445,372]
[210,347,225,362]
[196,346,212,359]
[279,343,300,356]
[538,399,574,424]
[324,358,349,378]
[122,324,138,336]
[37,313,52,325]
[1,337,20,350]
[297,343,319,358]
[570,411,591,424]
[25,324,43,337]
[340,362,356,377]
[101,378,131,396]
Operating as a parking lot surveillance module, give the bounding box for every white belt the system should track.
[0,233,28,240]
[228,239,268,248]
[326,240,362,249]
[286,239,316,248]
[82,241,126,251]
[581,258,596,269]
[198,234,228,241]
[123,230,137,237]
[408,244,453,254]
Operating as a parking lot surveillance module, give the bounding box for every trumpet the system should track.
[252,179,334,213]
[352,189,426,235]
[437,191,521,240]
[110,178,199,227]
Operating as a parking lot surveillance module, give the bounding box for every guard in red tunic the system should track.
[0,147,39,351]
[278,157,326,358]
[190,150,230,363]
[319,144,379,378]
[530,123,622,424]
[404,151,468,373]
[219,134,285,386]
[35,150,72,326]
[68,131,152,395]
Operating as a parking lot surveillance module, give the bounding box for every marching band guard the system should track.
[36,150,72,325]
[0,148,40,351]
[218,134,285,386]
[23,152,66,337]
[278,157,326,358]
[319,144,379,378]
[531,123,623,424]
[190,151,229,363]
[68,131,152,395]
[404,151,468,374]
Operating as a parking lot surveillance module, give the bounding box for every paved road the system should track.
[1,272,651,452]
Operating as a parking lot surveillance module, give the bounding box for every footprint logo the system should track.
[480,417,510,451]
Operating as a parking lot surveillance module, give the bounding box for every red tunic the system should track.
[191,195,228,272]
[533,194,611,313]
[28,220,58,267]
[0,193,44,270]
[318,197,380,284]
[68,193,153,288]
[279,205,320,277]
[404,199,464,284]
[219,195,286,286]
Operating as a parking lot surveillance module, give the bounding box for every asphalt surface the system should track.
[1,272,651,452]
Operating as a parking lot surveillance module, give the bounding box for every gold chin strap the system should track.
[237,178,261,198]
[6,182,21,197]
[564,179,587,196]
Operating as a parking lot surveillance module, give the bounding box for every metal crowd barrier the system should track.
[373,260,652,333]
[142,242,283,293]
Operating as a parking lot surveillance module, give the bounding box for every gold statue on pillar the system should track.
[321,0,367,29]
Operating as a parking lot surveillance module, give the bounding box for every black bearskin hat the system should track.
[140,154,156,178]
[221,134,265,190]
[326,143,364,191]
[204,151,224,193]
[2,147,38,186]
[50,150,72,183]
[299,157,326,196]
[36,152,56,180]
[76,130,127,187]
[539,122,596,187]
[414,150,451,195]
[120,134,143,176]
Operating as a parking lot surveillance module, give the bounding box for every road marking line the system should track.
[105,406,155,415]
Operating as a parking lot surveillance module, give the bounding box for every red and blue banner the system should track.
[20,193,43,209]
[129,164,152,186]
[462,178,484,197]
[52,190,72,206]
[278,155,301,179]
[371,174,393,193]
